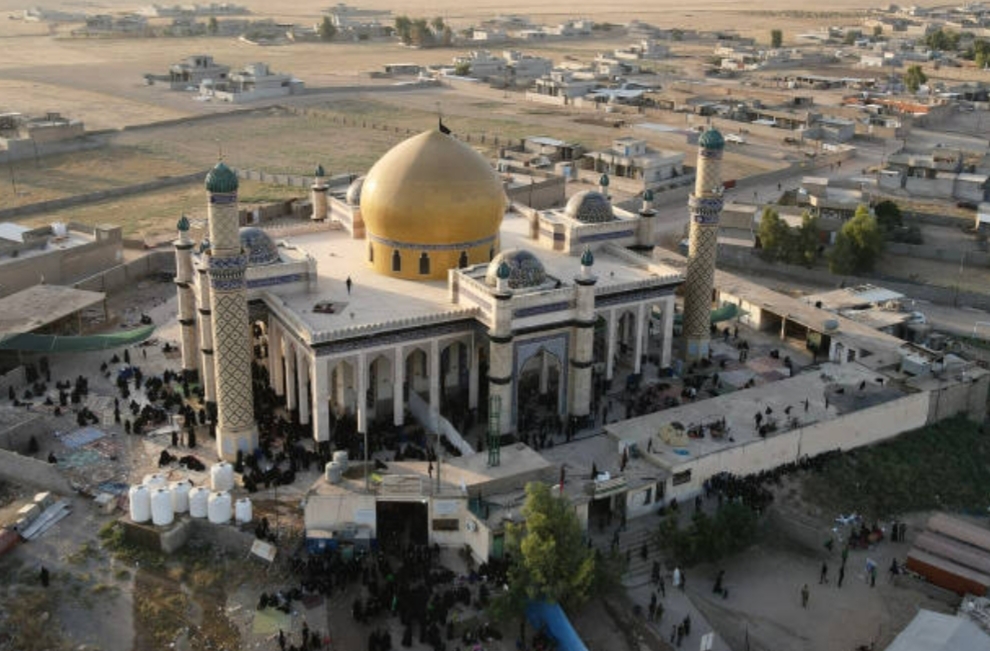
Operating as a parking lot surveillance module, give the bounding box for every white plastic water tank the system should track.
[142,473,167,490]
[208,491,232,524]
[210,462,235,492]
[325,461,342,484]
[170,480,192,514]
[128,485,151,523]
[332,450,349,473]
[151,487,174,526]
[189,486,210,518]
[234,497,253,524]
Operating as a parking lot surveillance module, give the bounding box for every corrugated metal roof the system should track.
[883,610,990,651]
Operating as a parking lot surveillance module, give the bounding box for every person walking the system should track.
[837,565,845,588]
[801,583,809,608]
[820,561,829,584]
[345,276,353,295]
[39,565,49,588]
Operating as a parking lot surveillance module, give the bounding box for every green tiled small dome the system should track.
[205,161,239,194]
[176,214,190,232]
[598,173,610,187]
[699,128,725,150]
[643,189,654,202]
[315,163,325,178]
[581,247,594,267]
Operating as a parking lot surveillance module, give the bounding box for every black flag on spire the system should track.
[439,117,451,135]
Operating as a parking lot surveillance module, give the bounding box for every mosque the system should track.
[172,123,988,559]
[175,123,694,461]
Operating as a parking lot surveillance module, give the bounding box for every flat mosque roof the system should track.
[0,285,105,337]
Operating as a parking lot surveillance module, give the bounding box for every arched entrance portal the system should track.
[329,359,356,416]
[367,354,394,426]
[516,348,562,443]
[440,341,469,427]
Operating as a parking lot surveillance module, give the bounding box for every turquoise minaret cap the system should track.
[315,163,325,178]
[643,189,654,202]
[496,260,511,280]
[205,161,239,194]
[176,214,190,232]
[580,247,594,267]
[699,128,725,150]
[599,173,610,187]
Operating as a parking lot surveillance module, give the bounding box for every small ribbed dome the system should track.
[205,161,238,194]
[346,176,365,206]
[581,247,594,267]
[699,128,725,150]
[315,163,325,178]
[598,173,610,187]
[565,191,613,224]
[239,227,279,266]
[643,189,654,202]
[176,215,190,232]
[485,249,546,289]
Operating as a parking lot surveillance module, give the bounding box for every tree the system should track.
[843,30,861,46]
[795,212,820,267]
[394,15,412,44]
[453,60,471,76]
[924,28,960,52]
[903,65,927,93]
[757,207,791,262]
[207,16,218,35]
[828,205,884,274]
[874,199,903,231]
[319,16,336,41]
[431,16,445,32]
[771,29,782,48]
[494,483,596,618]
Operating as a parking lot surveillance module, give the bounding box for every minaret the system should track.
[637,188,657,247]
[683,129,725,362]
[174,215,199,382]
[311,163,327,222]
[203,161,258,460]
[488,261,514,436]
[570,248,597,420]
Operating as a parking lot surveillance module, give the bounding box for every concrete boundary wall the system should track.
[0,448,72,493]
[0,415,46,453]
[73,250,175,294]
[0,171,208,221]
[669,391,930,499]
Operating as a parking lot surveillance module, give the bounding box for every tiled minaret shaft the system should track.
[204,162,258,460]
[683,130,725,362]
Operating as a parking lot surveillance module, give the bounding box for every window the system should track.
[458,251,468,268]
[432,518,459,531]
[419,252,430,275]
[368,244,374,262]
[672,470,692,486]
[392,249,401,272]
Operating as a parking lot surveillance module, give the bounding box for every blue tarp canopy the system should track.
[525,601,589,651]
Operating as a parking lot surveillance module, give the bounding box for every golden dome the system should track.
[361,129,505,248]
